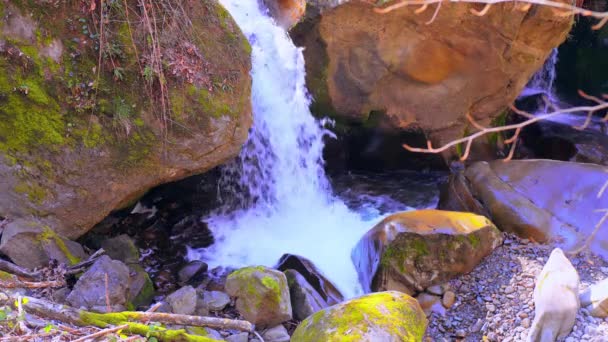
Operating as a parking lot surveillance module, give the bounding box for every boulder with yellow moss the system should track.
[352,210,503,294]
[291,291,427,342]
[225,266,292,327]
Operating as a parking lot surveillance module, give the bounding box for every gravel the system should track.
[424,234,608,341]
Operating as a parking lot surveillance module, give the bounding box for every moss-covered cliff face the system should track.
[0,0,252,240]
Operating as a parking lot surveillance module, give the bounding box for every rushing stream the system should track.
[188,0,385,298]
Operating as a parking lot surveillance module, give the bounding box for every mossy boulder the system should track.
[225,266,292,327]
[291,291,427,342]
[0,0,252,255]
[352,210,502,293]
[0,218,87,269]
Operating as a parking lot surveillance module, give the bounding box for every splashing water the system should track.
[188,0,378,298]
[519,48,559,111]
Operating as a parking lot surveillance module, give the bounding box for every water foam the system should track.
[188,0,378,298]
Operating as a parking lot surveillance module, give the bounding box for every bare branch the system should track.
[403,102,608,157]
[372,0,608,29]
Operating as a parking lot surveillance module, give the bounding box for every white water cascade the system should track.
[188,0,377,298]
[519,48,560,113]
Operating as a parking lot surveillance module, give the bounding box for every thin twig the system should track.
[72,324,129,342]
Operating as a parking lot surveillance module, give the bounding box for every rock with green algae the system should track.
[0,0,252,267]
[291,291,427,342]
[0,219,87,269]
[225,266,292,327]
[352,210,503,294]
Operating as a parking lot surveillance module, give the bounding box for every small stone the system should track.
[455,329,466,338]
[521,318,530,328]
[442,291,456,309]
[226,332,249,342]
[166,286,197,315]
[504,286,515,294]
[518,312,528,319]
[262,325,290,342]
[470,319,484,333]
[427,285,445,296]
[486,303,496,312]
[178,260,208,285]
[205,328,222,340]
[203,291,231,311]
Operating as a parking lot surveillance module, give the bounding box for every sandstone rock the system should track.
[439,160,608,254]
[166,286,198,315]
[276,253,343,305]
[225,266,292,327]
[66,256,130,312]
[293,1,572,161]
[284,269,328,320]
[291,291,427,341]
[0,0,251,241]
[528,248,580,341]
[580,278,608,318]
[100,234,139,265]
[0,219,87,268]
[262,325,290,342]
[352,210,502,293]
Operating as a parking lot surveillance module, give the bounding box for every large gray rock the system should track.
[100,234,139,265]
[0,219,87,268]
[225,266,292,327]
[262,325,290,342]
[439,160,608,255]
[66,256,130,312]
[284,269,328,320]
[580,278,608,318]
[528,248,580,341]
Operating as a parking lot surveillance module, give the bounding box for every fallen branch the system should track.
[0,279,65,289]
[0,292,254,341]
[0,259,41,280]
[65,248,105,276]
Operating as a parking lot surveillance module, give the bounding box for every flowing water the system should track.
[188,0,395,298]
[519,48,560,114]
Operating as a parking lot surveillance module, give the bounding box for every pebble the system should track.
[442,291,456,309]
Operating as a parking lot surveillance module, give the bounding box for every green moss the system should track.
[131,272,155,308]
[79,311,219,341]
[468,233,481,249]
[487,109,508,147]
[0,271,17,281]
[381,237,429,273]
[38,226,81,265]
[14,182,47,205]
[292,292,427,342]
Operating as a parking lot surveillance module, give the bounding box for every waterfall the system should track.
[188,0,375,298]
[519,48,559,110]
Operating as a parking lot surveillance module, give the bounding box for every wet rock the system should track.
[291,291,427,341]
[100,234,139,265]
[66,256,130,312]
[178,260,208,285]
[528,248,579,341]
[127,266,155,309]
[580,278,608,318]
[202,290,231,312]
[276,254,343,305]
[262,325,290,342]
[0,219,87,268]
[166,286,197,315]
[352,210,502,293]
[284,269,328,320]
[293,1,572,161]
[439,160,608,253]
[225,266,292,327]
